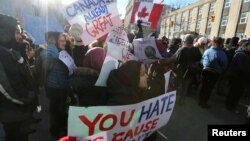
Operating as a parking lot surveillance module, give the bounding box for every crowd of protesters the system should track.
[0,13,250,141]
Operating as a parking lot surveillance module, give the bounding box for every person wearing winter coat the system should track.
[107,60,148,105]
[199,37,228,108]
[38,33,73,139]
[0,13,37,141]
[226,41,250,111]
[72,47,107,106]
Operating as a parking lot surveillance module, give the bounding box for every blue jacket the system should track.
[39,44,70,88]
[202,47,228,74]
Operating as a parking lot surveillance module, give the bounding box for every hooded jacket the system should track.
[107,61,147,105]
[0,47,35,123]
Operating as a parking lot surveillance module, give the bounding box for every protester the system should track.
[226,41,250,111]
[194,37,208,55]
[160,34,202,104]
[0,13,37,141]
[107,60,148,105]
[69,24,89,67]
[225,36,239,64]
[199,37,228,108]
[38,33,74,139]
[168,38,181,54]
[72,47,107,106]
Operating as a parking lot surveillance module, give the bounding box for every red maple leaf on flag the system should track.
[138,6,149,18]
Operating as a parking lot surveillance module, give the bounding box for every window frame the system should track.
[209,3,215,12]
[221,16,228,26]
[224,0,231,8]
[239,12,248,24]
[244,0,250,3]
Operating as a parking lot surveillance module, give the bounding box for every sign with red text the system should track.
[130,2,164,29]
[133,37,163,64]
[68,91,176,141]
[63,0,122,45]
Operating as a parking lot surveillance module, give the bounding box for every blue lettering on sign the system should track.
[137,93,176,123]
[166,93,175,112]
[84,5,108,22]
[66,0,113,18]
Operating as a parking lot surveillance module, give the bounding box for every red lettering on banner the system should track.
[86,13,113,38]
[142,121,152,132]
[123,129,134,141]
[93,136,104,141]
[79,114,103,136]
[99,114,117,131]
[134,124,144,136]
[112,132,125,141]
[151,117,159,129]
[111,117,160,141]
[120,109,135,126]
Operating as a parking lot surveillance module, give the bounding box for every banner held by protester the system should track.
[62,0,122,45]
[68,91,176,141]
[133,37,163,64]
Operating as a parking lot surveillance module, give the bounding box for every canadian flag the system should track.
[130,2,164,29]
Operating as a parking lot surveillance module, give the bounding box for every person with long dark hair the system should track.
[38,33,74,139]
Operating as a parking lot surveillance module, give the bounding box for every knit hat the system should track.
[0,13,18,43]
[83,47,106,71]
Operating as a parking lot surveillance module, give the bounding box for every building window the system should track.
[244,0,250,3]
[221,16,228,26]
[219,34,225,38]
[239,12,248,24]
[206,34,211,39]
[198,7,203,15]
[187,24,190,31]
[236,33,245,39]
[209,3,215,12]
[224,0,231,8]
[196,19,201,29]
[207,21,211,28]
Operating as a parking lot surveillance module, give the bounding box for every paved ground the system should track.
[1,87,249,141]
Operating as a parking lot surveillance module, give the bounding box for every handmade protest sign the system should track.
[164,71,171,93]
[62,0,122,45]
[59,50,76,76]
[105,27,129,47]
[106,27,138,62]
[133,37,163,64]
[68,91,176,141]
[95,55,119,87]
[130,2,164,29]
